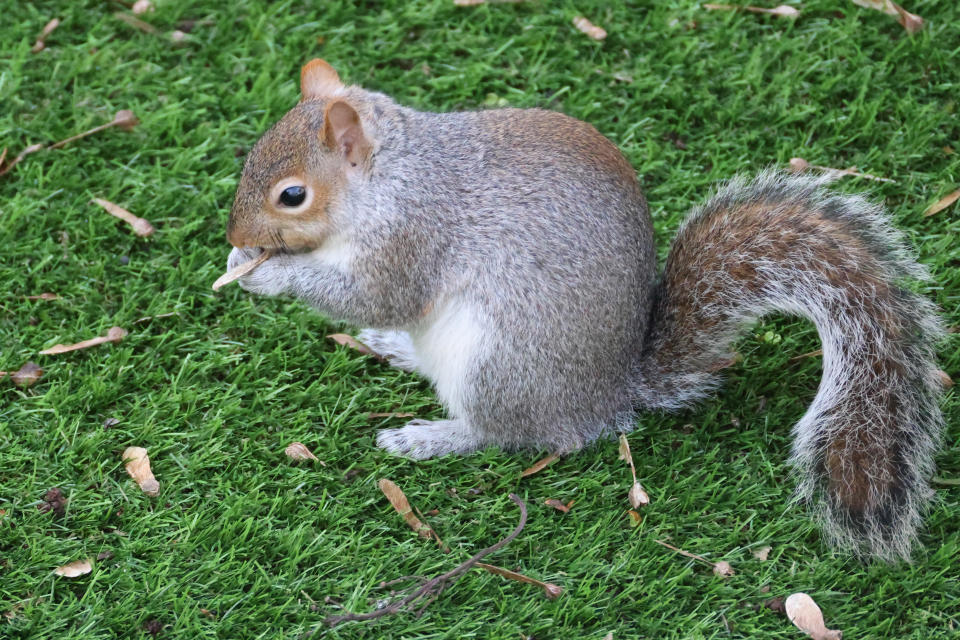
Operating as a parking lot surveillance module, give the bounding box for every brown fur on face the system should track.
[228,101,346,251]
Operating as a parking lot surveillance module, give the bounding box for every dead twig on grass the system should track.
[325,494,528,626]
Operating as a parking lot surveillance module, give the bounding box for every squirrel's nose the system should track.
[226,220,259,248]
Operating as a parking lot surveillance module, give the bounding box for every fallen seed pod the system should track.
[785,592,842,640]
[54,559,92,577]
[212,251,272,291]
[123,446,160,496]
[285,441,319,461]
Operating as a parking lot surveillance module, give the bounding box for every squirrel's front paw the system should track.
[227,247,291,297]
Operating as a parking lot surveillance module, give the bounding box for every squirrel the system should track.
[224,59,945,561]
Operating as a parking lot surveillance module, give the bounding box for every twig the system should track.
[520,453,559,477]
[50,110,139,150]
[325,494,528,626]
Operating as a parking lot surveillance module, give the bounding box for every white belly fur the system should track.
[410,299,484,418]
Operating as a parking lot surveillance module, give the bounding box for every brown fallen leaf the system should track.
[324,332,385,360]
[573,16,607,40]
[924,188,960,217]
[91,198,155,237]
[54,559,92,577]
[39,326,127,355]
[25,293,59,300]
[49,110,139,149]
[704,3,800,17]
[212,251,272,291]
[0,143,45,177]
[3,362,43,388]
[378,478,440,543]
[753,545,773,561]
[851,0,922,33]
[785,592,842,640]
[654,540,734,578]
[285,441,321,462]
[626,509,642,526]
[544,498,570,513]
[123,446,160,496]
[520,452,559,477]
[475,562,563,599]
[31,18,61,53]
[367,411,416,419]
[788,157,895,183]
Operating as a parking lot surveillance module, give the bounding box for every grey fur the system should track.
[227,88,944,560]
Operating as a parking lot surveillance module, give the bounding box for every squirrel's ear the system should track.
[300,59,342,100]
[323,100,371,167]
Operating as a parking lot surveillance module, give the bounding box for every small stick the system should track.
[39,326,127,355]
[789,157,895,183]
[212,251,272,291]
[114,11,161,35]
[325,494,527,626]
[790,348,823,361]
[654,539,734,576]
[91,198,155,237]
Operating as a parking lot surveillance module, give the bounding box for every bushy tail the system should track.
[634,172,944,560]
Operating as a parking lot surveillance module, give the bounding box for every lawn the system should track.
[1,1,957,638]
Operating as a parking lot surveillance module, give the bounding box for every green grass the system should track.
[1,1,958,638]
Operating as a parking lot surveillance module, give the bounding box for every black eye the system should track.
[279,185,306,207]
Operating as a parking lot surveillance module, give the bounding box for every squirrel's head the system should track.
[227,59,373,251]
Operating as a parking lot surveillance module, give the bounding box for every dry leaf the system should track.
[54,559,92,577]
[520,453,559,477]
[325,333,385,360]
[49,110,140,150]
[544,498,570,513]
[170,30,188,44]
[785,593,842,640]
[25,293,58,300]
[475,562,563,599]
[132,0,154,14]
[378,478,436,540]
[789,157,811,172]
[628,481,650,508]
[626,509,642,526]
[851,0,922,33]
[712,560,735,577]
[7,362,43,387]
[285,441,319,461]
[123,446,160,496]
[367,412,416,419]
[39,326,127,355]
[31,18,61,53]
[924,189,960,217]
[753,545,772,561]
[91,198,155,237]
[212,251,272,291]
[573,16,607,40]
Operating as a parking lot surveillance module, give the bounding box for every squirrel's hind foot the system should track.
[376,418,486,459]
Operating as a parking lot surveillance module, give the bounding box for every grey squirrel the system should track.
[224,59,945,561]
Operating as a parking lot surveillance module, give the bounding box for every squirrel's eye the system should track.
[279,185,307,207]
